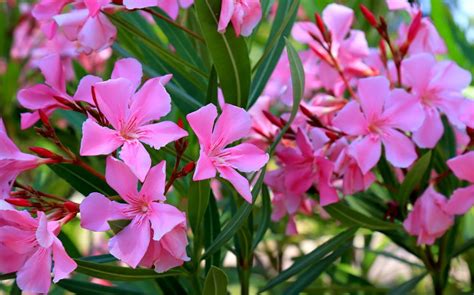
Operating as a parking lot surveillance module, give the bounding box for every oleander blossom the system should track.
[123,0,194,20]
[218,0,262,36]
[333,76,424,173]
[187,103,269,203]
[0,119,43,199]
[0,209,77,293]
[79,58,188,181]
[80,157,189,271]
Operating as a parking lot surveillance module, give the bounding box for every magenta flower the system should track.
[123,0,194,20]
[403,186,473,245]
[275,127,338,206]
[80,58,187,181]
[401,53,471,148]
[218,0,262,36]
[17,53,102,129]
[80,157,189,271]
[186,103,269,203]
[0,209,76,293]
[333,76,424,174]
[0,119,43,199]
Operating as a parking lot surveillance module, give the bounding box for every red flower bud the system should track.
[181,162,195,175]
[177,118,184,129]
[29,147,63,161]
[64,201,79,213]
[262,110,284,128]
[407,11,422,43]
[360,5,378,27]
[38,109,50,127]
[6,198,33,207]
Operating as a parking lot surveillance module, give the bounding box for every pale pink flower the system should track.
[32,0,73,38]
[0,209,76,293]
[52,1,116,54]
[292,4,373,96]
[401,53,471,148]
[447,152,474,212]
[386,0,412,11]
[333,76,424,173]
[403,186,473,245]
[123,0,194,20]
[248,96,278,149]
[17,53,102,129]
[80,157,189,271]
[275,127,338,206]
[186,103,269,203]
[80,58,187,181]
[218,0,262,36]
[0,119,42,199]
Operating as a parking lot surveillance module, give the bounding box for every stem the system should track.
[71,159,106,181]
[142,8,204,43]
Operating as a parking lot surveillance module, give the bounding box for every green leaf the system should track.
[260,227,358,292]
[451,238,474,258]
[188,180,211,234]
[48,164,115,196]
[74,260,187,281]
[388,272,427,295]
[195,0,251,107]
[204,193,222,272]
[397,151,432,207]
[80,254,117,263]
[248,0,300,107]
[0,273,15,281]
[108,219,132,234]
[9,281,21,295]
[57,279,145,295]
[251,185,271,250]
[285,243,352,295]
[202,266,228,295]
[325,202,400,231]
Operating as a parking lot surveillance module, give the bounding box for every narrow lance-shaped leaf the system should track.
[195,0,251,107]
[188,180,211,234]
[202,266,228,295]
[397,151,432,208]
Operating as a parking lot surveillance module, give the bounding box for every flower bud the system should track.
[360,5,378,27]
[6,198,33,207]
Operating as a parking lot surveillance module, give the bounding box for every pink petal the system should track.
[212,104,251,148]
[149,203,186,241]
[332,101,367,135]
[84,0,111,16]
[285,165,315,195]
[349,135,382,174]
[412,108,443,148]
[120,141,151,182]
[52,239,77,283]
[383,89,424,132]
[186,104,218,149]
[239,0,262,36]
[193,149,217,181]
[381,129,418,168]
[123,0,158,10]
[0,243,25,273]
[322,3,354,41]
[77,13,116,52]
[357,76,389,120]
[140,161,166,202]
[36,212,55,248]
[93,78,135,129]
[217,166,252,203]
[444,185,474,215]
[316,157,339,206]
[80,192,127,231]
[80,119,123,156]
[16,248,52,294]
[130,75,172,125]
[0,226,36,254]
[295,128,314,158]
[401,53,436,93]
[105,156,139,200]
[17,84,60,110]
[223,143,268,173]
[430,60,472,91]
[138,122,188,150]
[37,54,66,93]
[73,75,103,104]
[111,58,143,91]
[218,0,234,33]
[109,217,151,268]
[447,151,474,183]
[157,0,180,20]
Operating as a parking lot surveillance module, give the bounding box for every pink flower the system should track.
[403,186,473,245]
[17,53,102,129]
[218,0,262,37]
[447,152,474,212]
[0,209,76,293]
[292,4,372,96]
[275,127,339,206]
[52,1,116,54]
[333,76,424,173]
[32,0,73,38]
[0,119,42,199]
[80,157,189,271]
[386,0,412,11]
[123,0,194,20]
[80,58,187,181]
[186,103,269,203]
[401,53,471,148]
